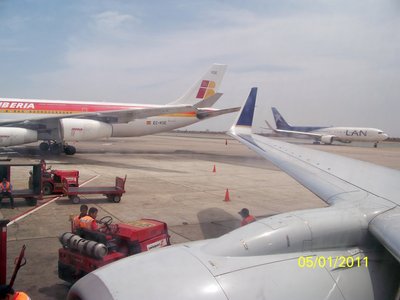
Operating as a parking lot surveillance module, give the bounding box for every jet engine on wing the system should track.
[203,206,368,257]
[320,135,334,144]
[0,127,38,146]
[60,119,112,142]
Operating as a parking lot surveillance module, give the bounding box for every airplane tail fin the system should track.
[230,87,257,134]
[169,64,227,106]
[271,107,292,130]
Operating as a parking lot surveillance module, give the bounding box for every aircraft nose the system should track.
[67,245,227,300]
[382,133,389,140]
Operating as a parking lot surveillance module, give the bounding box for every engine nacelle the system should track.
[0,127,38,146]
[320,135,334,144]
[203,206,369,257]
[60,118,112,142]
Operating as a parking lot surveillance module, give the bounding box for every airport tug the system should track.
[58,217,170,283]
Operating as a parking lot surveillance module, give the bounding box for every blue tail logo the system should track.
[236,88,257,127]
[271,107,291,130]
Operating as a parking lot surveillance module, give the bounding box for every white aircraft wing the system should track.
[229,88,400,262]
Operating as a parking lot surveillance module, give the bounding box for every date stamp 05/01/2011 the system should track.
[298,256,368,269]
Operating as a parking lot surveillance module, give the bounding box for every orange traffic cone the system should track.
[212,165,216,173]
[224,188,230,202]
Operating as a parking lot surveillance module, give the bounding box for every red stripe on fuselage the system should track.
[0,99,147,113]
[0,99,197,117]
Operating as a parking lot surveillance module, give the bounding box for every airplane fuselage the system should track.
[312,126,388,143]
[0,64,232,155]
[0,98,199,139]
[271,107,389,145]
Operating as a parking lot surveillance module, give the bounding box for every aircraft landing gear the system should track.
[39,141,76,155]
[50,142,62,154]
[39,142,50,151]
[64,145,76,155]
[374,142,378,148]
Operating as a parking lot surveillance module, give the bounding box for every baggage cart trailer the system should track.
[62,176,126,204]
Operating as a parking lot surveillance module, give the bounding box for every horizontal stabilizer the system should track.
[196,106,240,120]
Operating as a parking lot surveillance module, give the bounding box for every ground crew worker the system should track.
[0,178,14,209]
[79,207,99,231]
[71,204,88,233]
[10,291,31,300]
[0,285,31,300]
[238,208,256,226]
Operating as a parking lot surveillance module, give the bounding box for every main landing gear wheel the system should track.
[39,142,50,151]
[50,143,62,154]
[39,141,62,154]
[64,145,76,155]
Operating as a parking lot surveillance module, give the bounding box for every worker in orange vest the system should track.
[0,285,31,300]
[10,291,30,300]
[79,207,99,231]
[0,178,14,209]
[238,208,256,226]
[71,204,88,233]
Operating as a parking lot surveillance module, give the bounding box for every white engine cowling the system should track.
[60,118,112,142]
[0,127,38,146]
[320,135,334,144]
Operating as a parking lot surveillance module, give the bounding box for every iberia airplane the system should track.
[0,64,239,155]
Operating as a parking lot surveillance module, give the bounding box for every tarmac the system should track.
[0,132,399,299]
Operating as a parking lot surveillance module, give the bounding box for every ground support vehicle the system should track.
[0,162,43,206]
[62,176,126,204]
[42,169,79,195]
[58,218,170,283]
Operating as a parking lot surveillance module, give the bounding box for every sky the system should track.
[0,0,399,136]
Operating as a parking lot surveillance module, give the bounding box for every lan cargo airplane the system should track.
[267,107,388,147]
[67,88,399,300]
[0,64,239,155]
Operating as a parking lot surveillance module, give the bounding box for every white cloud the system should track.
[90,11,141,38]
